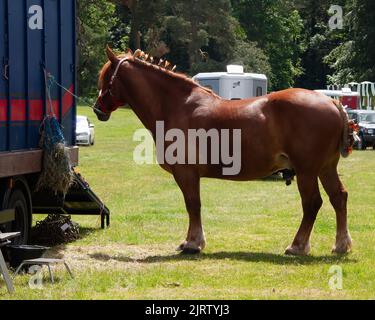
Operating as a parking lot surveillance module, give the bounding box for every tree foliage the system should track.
[77,0,375,97]
[77,0,127,96]
[232,0,304,90]
[324,0,375,84]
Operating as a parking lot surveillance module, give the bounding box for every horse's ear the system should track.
[106,46,118,64]
[126,48,133,55]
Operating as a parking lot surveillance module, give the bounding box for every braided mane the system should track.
[99,49,219,97]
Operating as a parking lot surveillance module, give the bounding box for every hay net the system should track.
[36,116,74,195]
[36,70,74,196]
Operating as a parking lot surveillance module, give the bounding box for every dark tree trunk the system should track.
[188,17,199,68]
[120,0,141,50]
[130,18,141,50]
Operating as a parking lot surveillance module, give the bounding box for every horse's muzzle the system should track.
[94,107,111,122]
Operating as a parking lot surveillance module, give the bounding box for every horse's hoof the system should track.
[285,243,310,256]
[181,247,201,255]
[332,234,352,254]
[176,241,203,254]
[176,242,187,252]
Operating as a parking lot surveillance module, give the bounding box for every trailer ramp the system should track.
[32,172,110,229]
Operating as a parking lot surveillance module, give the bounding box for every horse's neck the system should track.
[121,65,196,135]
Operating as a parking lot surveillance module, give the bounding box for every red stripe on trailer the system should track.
[11,100,49,122]
[27,99,62,121]
[29,100,44,121]
[62,85,74,119]
[1,100,57,121]
[0,85,75,122]
[11,100,26,121]
[0,99,6,121]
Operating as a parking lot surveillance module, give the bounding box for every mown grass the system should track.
[2,106,375,299]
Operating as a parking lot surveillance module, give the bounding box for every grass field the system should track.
[2,106,375,299]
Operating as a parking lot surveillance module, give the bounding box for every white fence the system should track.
[327,82,375,110]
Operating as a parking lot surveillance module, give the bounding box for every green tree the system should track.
[77,0,128,97]
[230,38,272,77]
[116,0,167,51]
[232,0,304,90]
[294,0,346,89]
[111,0,271,79]
[351,0,375,81]
[325,0,375,84]
[162,0,237,69]
[161,1,271,78]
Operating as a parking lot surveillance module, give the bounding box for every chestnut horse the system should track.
[94,47,354,256]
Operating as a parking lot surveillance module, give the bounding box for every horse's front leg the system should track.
[173,166,206,254]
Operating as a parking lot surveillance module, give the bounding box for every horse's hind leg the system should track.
[285,174,322,256]
[319,165,352,254]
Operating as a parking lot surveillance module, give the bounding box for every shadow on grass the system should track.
[89,250,356,266]
[88,252,135,263]
[141,251,356,265]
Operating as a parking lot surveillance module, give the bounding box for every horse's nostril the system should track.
[99,113,110,121]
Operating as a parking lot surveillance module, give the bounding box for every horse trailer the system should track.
[315,88,361,110]
[0,0,109,245]
[193,65,268,100]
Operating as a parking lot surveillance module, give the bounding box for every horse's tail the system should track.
[335,100,355,158]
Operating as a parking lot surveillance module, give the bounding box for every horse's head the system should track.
[94,47,130,121]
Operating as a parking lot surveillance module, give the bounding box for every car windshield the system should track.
[77,117,88,126]
[359,113,375,124]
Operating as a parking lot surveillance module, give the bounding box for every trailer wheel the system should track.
[4,189,30,245]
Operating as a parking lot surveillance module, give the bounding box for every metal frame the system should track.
[13,258,74,283]
[0,243,14,293]
[0,232,20,294]
[32,172,110,229]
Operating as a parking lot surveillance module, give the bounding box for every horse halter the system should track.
[94,57,128,115]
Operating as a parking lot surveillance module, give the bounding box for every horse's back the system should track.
[211,88,343,178]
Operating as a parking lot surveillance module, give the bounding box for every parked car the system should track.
[347,110,375,150]
[76,116,95,146]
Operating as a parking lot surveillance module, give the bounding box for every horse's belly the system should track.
[199,151,288,181]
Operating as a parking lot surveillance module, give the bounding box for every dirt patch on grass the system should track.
[45,243,175,272]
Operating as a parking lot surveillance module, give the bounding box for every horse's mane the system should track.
[98,49,219,98]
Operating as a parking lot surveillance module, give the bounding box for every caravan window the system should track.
[256,87,263,97]
[197,79,220,95]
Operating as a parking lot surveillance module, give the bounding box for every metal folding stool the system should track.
[13,258,74,283]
